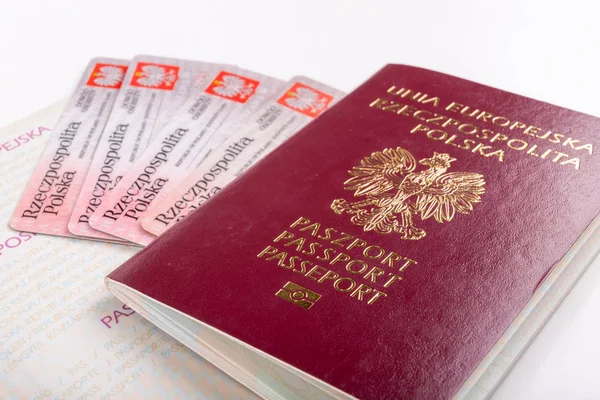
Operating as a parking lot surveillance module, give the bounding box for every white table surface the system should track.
[2,1,600,398]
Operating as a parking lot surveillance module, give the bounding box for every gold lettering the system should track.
[295,260,312,274]
[527,145,540,157]
[561,157,580,170]
[290,217,310,228]
[472,143,493,156]
[350,284,373,302]
[490,133,508,143]
[257,246,278,258]
[397,104,417,116]
[536,130,551,139]
[346,260,369,274]
[458,124,477,135]
[363,267,385,284]
[414,109,433,121]
[441,118,461,128]
[552,152,569,162]
[305,265,327,281]
[301,241,321,256]
[461,107,482,118]
[333,277,357,293]
[550,133,564,144]
[367,290,387,305]
[399,258,417,272]
[477,129,492,140]
[411,124,429,134]
[507,139,528,151]
[266,251,288,266]
[427,129,447,141]
[540,149,553,159]
[563,137,580,149]
[486,149,505,162]
[298,222,320,236]
[445,101,463,112]
[381,103,402,113]
[284,256,299,270]
[330,252,351,265]
[317,270,340,283]
[421,96,440,106]
[575,143,593,155]
[381,252,403,268]
[386,86,404,95]
[284,237,306,251]
[476,111,493,122]
[273,231,294,243]
[384,273,402,288]
[316,248,335,261]
[400,89,424,102]
[330,232,354,247]
[425,115,446,125]
[363,245,385,259]
[524,126,541,136]
[491,116,510,127]
[509,121,527,130]
[346,238,367,251]
[369,98,387,109]
[317,227,337,240]
[445,135,460,147]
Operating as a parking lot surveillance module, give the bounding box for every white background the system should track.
[2,1,600,398]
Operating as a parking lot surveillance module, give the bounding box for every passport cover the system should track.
[107,64,600,399]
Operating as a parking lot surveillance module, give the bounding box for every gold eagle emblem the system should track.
[331,147,486,240]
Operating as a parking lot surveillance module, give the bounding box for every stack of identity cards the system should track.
[10,55,345,245]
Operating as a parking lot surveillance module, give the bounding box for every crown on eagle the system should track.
[432,152,456,163]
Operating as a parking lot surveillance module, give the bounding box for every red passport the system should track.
[107,65,600,399]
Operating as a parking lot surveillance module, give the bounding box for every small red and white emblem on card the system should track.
[277,83,334,117]
[130,62,180,90]
[86,64,127,89]
[205,72,260,103]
